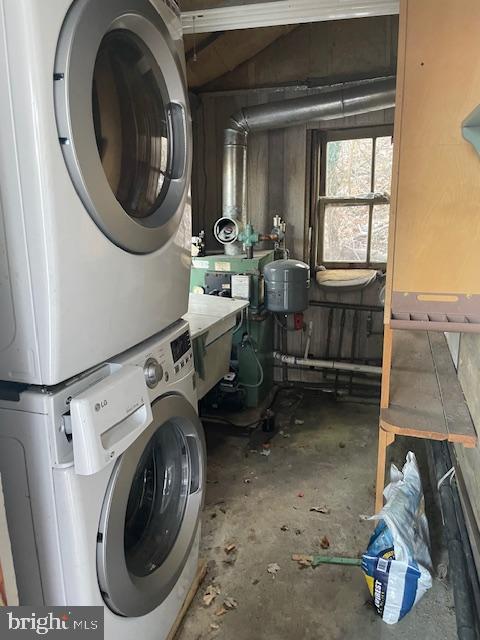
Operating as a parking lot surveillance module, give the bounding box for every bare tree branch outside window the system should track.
[317,131,393,268]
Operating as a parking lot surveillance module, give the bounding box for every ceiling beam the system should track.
[181,0,400,34]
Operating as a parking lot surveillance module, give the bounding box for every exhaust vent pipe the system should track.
[217,76,396,255]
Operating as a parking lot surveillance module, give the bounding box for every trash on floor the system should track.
[362,451,433,625]
[203,584,221,607]
[215,597,238,616]
[267,563,281,578]
[309,506,331,514]
[223,597,238,610]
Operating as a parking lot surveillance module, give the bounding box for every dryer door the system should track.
[97,394,205,617]
[54,0,191,254]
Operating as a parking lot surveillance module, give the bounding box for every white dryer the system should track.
[0,320,205,639]
[0,0,192,385]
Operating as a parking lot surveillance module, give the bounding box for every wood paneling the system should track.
[205,16,398,91]
[186,26,295,88]
[455,334,480,552]
[190,14,398,371]
[191,90,393,370]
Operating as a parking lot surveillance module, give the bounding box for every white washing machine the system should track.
[0,320,205,639]
[0,0,192,385]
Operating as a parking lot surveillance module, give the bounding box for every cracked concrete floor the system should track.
[178,390,456,640]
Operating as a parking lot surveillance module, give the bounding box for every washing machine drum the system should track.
[54,0,191,254]
[97,395,205,617]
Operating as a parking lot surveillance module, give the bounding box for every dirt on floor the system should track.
[177,389,456,640]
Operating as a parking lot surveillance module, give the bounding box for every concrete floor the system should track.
[178,390,456,640]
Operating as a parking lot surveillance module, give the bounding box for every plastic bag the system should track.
[362,451,433,624]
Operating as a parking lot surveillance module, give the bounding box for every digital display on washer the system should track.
[171,331,191,363]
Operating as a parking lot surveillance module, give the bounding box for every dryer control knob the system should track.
[144,358,163,388]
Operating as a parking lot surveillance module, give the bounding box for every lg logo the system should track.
[94,399,108,412]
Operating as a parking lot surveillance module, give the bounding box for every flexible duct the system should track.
[219,76,396,255]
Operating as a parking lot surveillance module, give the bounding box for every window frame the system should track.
[315,125,394,270]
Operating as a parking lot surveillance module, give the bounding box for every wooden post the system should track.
[375,427,395,512]
[381,324,393,409]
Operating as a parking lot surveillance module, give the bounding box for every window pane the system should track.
[326,139,373,197]
[374,136,394,193]
[370,205,390,263]
[323,205,369,262]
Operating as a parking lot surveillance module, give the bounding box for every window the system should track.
[315,128,394,268]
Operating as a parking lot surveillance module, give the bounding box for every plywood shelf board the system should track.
[383,0,480,331]
[380,330,477,448]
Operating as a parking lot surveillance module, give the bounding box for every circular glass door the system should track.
[54,0,191,254]
[92,30,171,221]
[124,422,189,578]
[97,395,205,617]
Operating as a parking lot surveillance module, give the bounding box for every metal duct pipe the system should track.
[219,76,396,255]
[273,351,382,376]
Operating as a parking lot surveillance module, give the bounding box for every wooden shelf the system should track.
[376,329,477,511]
[381,330,477,448]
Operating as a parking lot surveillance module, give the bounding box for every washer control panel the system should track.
[170,330,193,376]
[112,322,194,396]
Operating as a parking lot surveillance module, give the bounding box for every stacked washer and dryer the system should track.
[0,0,205,638]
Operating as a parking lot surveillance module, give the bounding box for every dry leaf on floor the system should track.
[203,584,220,607]
[260,449,271,457]
[292,553,313,568]
[210,623,220,631]
[297,491,305,498]
[267,562,280,577]
[223,597,238,610]
[320,536,330,549]
[292,553,313,562]
[294,419,304,425]
[224,543,236,555]
[215,607,227,617]
[280,525,289,532]
[309,506,331,515]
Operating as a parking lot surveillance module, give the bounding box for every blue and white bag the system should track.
[362,452,433,624]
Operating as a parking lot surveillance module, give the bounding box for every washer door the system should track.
[54,0,191,254]
[97,395,205,617]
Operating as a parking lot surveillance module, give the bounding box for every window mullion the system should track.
[367,138,377,265]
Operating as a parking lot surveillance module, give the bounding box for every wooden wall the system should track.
[191,87,394,372]
[189,15,398,375]
[191,89,394,258]
[204,16,398,91]
[455,334,480,558]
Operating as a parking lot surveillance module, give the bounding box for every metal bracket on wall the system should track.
[462,105,480,156]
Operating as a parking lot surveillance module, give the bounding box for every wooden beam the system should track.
[182,0,400,34]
